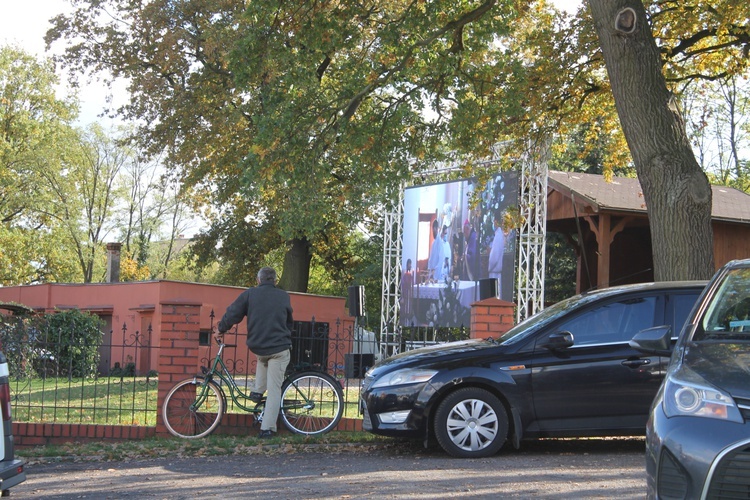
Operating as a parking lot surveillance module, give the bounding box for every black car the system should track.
[0,352,25,495]
[360,281,706,458]
[631,260,750,499]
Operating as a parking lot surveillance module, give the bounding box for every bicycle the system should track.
[162,334,344,439]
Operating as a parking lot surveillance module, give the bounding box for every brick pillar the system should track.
[470,298,516,340]
[156,302,201,436]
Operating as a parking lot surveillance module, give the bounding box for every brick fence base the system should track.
[13,422,156,448]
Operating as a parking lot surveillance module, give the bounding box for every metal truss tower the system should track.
[515,146,549,322]
[379,187,404,358]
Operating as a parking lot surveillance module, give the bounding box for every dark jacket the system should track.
[217,283,293,356]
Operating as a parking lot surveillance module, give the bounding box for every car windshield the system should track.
[696,266,750,341]
[497,291,602,345]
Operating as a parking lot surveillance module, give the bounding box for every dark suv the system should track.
[360,281,706,458]
[633,260,750,499]
[0,352,25,495]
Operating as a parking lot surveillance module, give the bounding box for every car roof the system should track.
[496,279,709,346]
[579,280,707,299]
[725,258,750,270]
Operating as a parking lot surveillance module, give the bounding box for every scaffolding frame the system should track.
[379,187,404,357]
[515,149,549,322]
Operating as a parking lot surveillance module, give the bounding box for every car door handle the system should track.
[622,358,651,368]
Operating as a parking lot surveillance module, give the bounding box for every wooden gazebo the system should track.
[546,171,750,293]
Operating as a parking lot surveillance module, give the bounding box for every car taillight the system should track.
[0,383,11,422]
[0,357,11,422]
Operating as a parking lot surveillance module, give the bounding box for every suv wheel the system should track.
[434,387,508,458]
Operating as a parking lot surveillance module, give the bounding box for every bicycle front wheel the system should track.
[281,371,344,436]
[162,377,225,439]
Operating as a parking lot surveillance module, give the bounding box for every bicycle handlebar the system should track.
[213,333,236,348]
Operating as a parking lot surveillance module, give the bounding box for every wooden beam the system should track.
[597,214,611,288]
[582,215,634,288]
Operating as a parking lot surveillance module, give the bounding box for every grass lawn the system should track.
[11,376,363,425]
[15,431,397,464]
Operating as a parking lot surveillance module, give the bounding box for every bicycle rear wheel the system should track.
[281,371,344,436]
[163,377,225,438]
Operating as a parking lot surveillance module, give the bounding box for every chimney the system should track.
[106,242,122,283]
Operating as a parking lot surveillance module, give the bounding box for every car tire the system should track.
[434,387,508,458]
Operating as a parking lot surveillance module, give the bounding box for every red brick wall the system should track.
[470,298,515,339]
[13,422,155,447]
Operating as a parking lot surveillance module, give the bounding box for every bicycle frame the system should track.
[200,342,260,413]
[198,340,317,414]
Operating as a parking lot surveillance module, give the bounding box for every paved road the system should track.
[14,438,647,499]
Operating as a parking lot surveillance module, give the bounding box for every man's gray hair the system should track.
[257,267,277,284]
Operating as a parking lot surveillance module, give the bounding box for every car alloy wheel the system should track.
[434,387,508,458]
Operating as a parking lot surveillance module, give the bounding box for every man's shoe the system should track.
[258,429,276,439]
[249,391,263,403]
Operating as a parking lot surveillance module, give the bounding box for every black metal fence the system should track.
[0,310,467,428]
[0,313,160,426]
[0,313,360,426]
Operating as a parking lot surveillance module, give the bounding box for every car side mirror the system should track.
[629,325,672,356]
[542,331,574,350]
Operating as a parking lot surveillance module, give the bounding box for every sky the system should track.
[0,0,124,126]
[1,0,583,127]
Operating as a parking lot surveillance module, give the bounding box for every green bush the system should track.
[0,308,104,379]
[0,313,35,380]
[40,309,104,378]
[110,361,136,377]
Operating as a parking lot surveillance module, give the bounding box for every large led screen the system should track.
[400,171,519,328]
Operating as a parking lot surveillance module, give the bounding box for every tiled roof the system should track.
[548,170,750,224]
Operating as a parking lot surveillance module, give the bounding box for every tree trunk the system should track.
[279,237,312,292]
[587,0,714,281]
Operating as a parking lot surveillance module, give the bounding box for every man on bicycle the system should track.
[214,266,293,439]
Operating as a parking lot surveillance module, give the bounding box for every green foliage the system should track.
[44,0,540,291]
[0,46,83,285]
[38,309,105,378]
[648,0,750,86]
[1,309,104,379]
[109,362,136,378]
[549,121,636,179]
[45,124,133,283]
[0,46,77,221]
[544,232,577,304]
[40,0,750,289]
[683,75,750,193]
[1,46,196,286]
[0,225,81,285]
